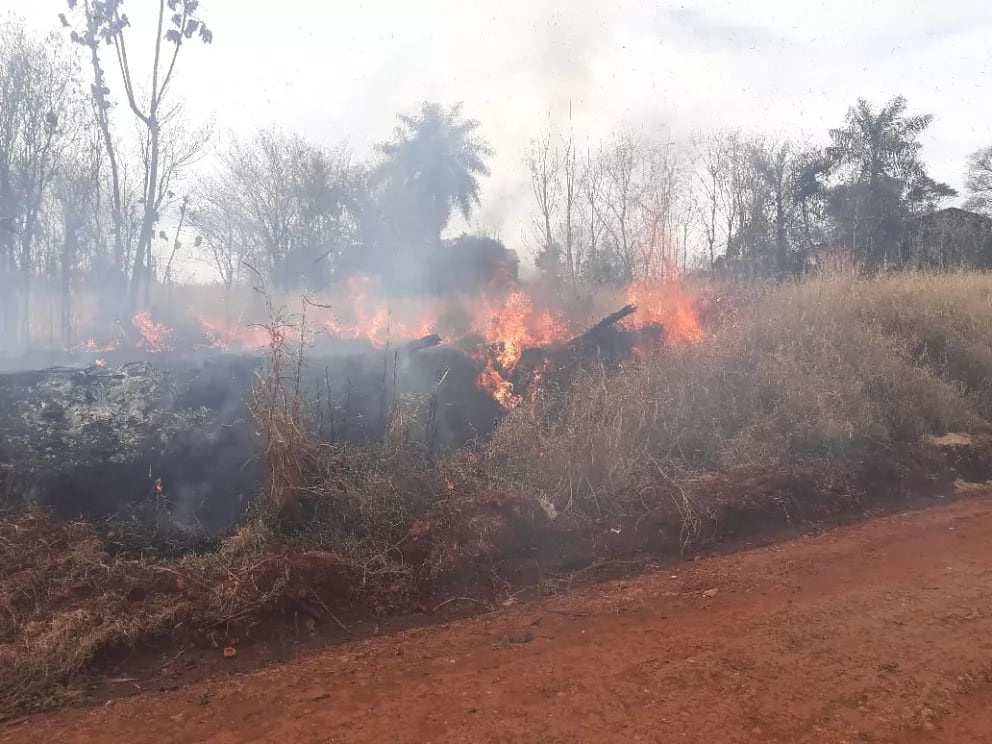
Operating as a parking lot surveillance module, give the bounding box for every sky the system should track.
[5,0,992,275]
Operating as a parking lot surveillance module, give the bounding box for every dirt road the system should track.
[5,494,992,743]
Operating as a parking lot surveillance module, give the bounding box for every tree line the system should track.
[1,6,991,351]
[528,98,992,284]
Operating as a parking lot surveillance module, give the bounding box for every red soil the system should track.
[5,493,992,743]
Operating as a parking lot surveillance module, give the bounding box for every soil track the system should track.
[6,493,992,743]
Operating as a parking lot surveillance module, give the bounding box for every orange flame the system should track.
[477,290,564,371]
[623,280,704,344]
[80,338,117,353]
[132,311,173,352]
[69,275,704,409]
[198,317,272,352]
[477,361,521,408]
[321,276,437,347]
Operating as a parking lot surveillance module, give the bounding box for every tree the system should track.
[693,135,725,269]
[964,146,992,215]
[49,140,105,346]
[579,146,608,279]
[202,129,357,291]
[525,124,581,284]
[376,102,492,246]
[594,130,681,281]
[192,176,249,322]
[527,129,562,279]
[789,146,831,263]
[824,96,954,270]
[0,19,85,349]
[65,0,214,315]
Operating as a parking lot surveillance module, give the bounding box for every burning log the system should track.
[402,333,443,355]
[510,304,665,394]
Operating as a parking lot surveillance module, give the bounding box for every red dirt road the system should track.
[6,494,992,743]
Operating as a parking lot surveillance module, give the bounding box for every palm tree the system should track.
[825,96,954,268]
[376,102,492,242]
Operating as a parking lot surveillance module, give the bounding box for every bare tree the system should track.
[205,129,357,291]
[693,135,726,269]
[526,129,562,276]
[137,104,211,304]
[525,116,584,284]
[964,146,992,215]
[579,146,606,277]
[192,176,249,323]
[595,130,681,280]
[0,20,85,349]
[45,137,105,347]
[559,126,579,282]
[65,0,214,315]
[670,152,699,274]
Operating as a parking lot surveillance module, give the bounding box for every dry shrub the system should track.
[0,509,401,716]
[482,272,992,519]
[247,291,456,571]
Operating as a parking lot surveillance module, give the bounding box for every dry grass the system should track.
[481,272,992,518]
[0,509,405,716]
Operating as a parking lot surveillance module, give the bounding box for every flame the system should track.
[132,311,173,352]
[477,290,564,371]
[477,361,521,408]
[65,274,704,410]
[464,290,569,409]
[94,358,106,367]
[321,276,437,347]
[623,280,703,344]
[198,316,272,351]
[79,337,117,352]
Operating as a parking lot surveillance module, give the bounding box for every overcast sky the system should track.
[6,0,992,270]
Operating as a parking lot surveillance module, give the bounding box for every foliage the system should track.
[964,146,992,215]
[374,101,492,262]
[823,96,955,269]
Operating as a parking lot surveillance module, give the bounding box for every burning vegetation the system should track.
[5,271,992,716]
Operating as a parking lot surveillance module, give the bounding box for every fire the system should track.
[623,280,704,344]
[198,317,272,352]
[79,338,117,353]
[132,311,174,352]
[321,276,437,347]
[478,361,521,408]
[466,290,568,409]
[478,290,564,371]
[65,274,705,411]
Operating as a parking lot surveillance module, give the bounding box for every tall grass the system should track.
[482,272,992,517]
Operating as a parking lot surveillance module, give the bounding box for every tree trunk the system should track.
[131,120,160,315]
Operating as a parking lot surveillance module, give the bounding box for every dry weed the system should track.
[481,272,992,520]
